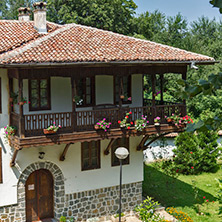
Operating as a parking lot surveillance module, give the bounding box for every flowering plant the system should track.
[4,125,17,138]
[165,114,193,127]
[95,118,111,132]
[74,95,83,106]
[135,115,149,131]
[154,116,161,123]
[118,112,134,129]
[46,122,61,132]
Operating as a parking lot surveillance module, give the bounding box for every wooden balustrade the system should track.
[11,104,186,137]
[10,112,20,136]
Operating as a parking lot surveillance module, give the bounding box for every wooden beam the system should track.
[10,149,19,167]
[60,143,73,161]
[151,74,156,123]
[160,74,164,105]
[182,72,187,115]
[71,77,77,132]
[104,138,116,155]
[18,76,25,138]
[137,135,150,151]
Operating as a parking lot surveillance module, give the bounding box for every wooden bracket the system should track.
[104,138,116,155]
[60,143,73,161]
[10,149,19,167]
[137,135,150,151]
[143,132,173,151]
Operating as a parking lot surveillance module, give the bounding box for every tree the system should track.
[210,0,222,13]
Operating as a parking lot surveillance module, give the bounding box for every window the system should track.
[76,77,95,106]
[0,147,2,183]
[29,79,51,111]
[81,141,100,171]
[114,76,131,104]
[111,137,129,166]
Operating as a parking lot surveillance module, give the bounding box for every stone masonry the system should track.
[0,161,142,222]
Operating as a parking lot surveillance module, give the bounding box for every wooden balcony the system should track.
[9,103,186,150]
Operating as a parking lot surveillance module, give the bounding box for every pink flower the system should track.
[191,166,194,169]
[50,126,53,128]
[5,131,8,134]
[53,122,55,125]
[128,97,132,101]
[203,196,206,199]
[206,200,209,202]
[58,125,61,128]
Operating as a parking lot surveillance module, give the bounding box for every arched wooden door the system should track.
[25,169,54,222]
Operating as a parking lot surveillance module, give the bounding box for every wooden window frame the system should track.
[111,138,130,167]
[81,141,100,171]
[0,78,2,113]
[0,147,2,183]
[76,77,95,107]
[28,78,51,111]
[114,75,132,105]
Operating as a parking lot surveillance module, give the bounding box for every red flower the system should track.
[125,116,129,119]
[213,201,215,203]
[118,120,121,124]
[190,152,193,154]
[130,122,134,125]
[127,126,130,129]
[24,101,26,104]
[129,112,132,114]
[191,119,193,123]
[176,169,179,173]
[206,199,209,202]
[191,166,194,169]
[203,196,206,199]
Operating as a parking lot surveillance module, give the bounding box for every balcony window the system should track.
[81,141,100,171]
[76,77,95,106]
[29,79,51,111]
[111,137,129,166]
[114,76,131,104]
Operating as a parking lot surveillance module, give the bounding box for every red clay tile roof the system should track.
[0,20,60,55]
[0,22,215,65]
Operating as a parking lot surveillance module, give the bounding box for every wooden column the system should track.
[151,74,156,122]
[182,72,187,115]
[18,77,25,138]
[8,77,13,125]
[119,76,123,109]
[160,74,164,105]
[71,77,77,132]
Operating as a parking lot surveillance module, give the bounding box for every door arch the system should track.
[25,169,54,222]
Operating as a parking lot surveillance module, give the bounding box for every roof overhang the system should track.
[0,60,217,68]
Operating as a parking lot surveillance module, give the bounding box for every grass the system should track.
[143,163,222,222]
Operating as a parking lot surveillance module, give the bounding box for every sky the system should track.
[134,0,221,23]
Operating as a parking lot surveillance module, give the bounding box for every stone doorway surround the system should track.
[18,161,65,221]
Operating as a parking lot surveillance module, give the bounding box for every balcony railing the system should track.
[10,104,186,137]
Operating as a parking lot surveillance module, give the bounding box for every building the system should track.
[0,2,215,222]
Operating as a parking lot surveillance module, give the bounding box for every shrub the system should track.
[197,131,219,172]
[174,132,200,174]
[173,131,219,174]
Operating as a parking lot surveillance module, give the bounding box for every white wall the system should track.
[0,136,144,206]
[0,129,19,207]
[0,69,9,128]
[131,74,143,107]
[96,75,113,105]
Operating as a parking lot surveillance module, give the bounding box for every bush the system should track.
[166,207,193,222]
[173,131,219,175]
[174,132,200,174]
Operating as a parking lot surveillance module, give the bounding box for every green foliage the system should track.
[210,0,222,13]
[166,207,193,222]
[174,132,199,175]
[215,178,222,215]
[134,196,161,222]
[59,216,66,222]
[174,131,219,175]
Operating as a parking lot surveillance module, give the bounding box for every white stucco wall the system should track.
[0,136,144,206]
[0,69,9,128]
[131,74,143,107]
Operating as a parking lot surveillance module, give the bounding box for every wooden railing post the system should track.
[151,74,157,123]
[160,74,164,105]
[71,77,77,132]
[18,77,25,138]
[182,72,187,115]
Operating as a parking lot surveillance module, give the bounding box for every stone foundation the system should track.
[0,161,142,222]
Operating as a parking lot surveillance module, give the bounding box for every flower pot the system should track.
[154,122,160,126]
[94,124,100,130]
[9,98,13,102]
[120,95,125,99]
[43,129,57,134]
[19,101,25,105]
[167,118,172,123]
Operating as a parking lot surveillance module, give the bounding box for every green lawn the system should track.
[143,163,222,222]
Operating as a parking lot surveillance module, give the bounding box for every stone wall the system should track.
[0,161,142,222]
[64,182,142,221]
